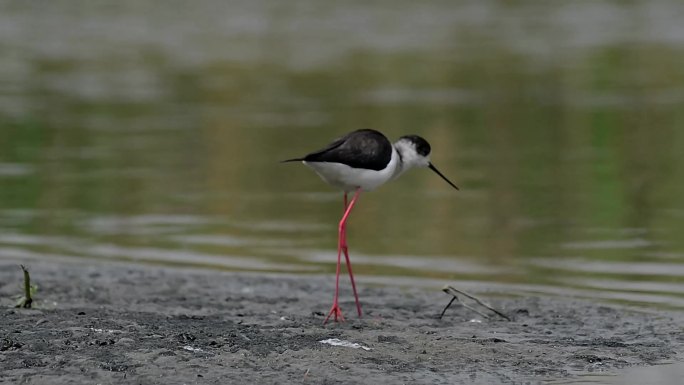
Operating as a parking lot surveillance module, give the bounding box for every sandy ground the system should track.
[1,260,683,385]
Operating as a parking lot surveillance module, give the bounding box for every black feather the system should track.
[295,129,393,171]
[280,158,305,163]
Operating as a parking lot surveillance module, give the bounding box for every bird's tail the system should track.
[280,158,304,163]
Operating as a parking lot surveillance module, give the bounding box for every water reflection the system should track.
[1,0,684,313]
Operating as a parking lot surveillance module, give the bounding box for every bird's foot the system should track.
[323,303,345,324]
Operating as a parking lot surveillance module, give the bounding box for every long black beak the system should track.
[428,163,459,190]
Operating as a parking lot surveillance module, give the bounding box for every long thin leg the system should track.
[340,194,362,318]
[323,195,348,324]
[324,235,346,323]
[324,188,362,324]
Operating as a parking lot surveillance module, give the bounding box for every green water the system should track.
[1,1,684,310]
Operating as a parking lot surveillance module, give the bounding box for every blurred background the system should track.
[1,0,684,309]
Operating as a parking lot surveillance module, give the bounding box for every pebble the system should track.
[116,338,135,346]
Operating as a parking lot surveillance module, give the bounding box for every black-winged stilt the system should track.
[283,128,458,323]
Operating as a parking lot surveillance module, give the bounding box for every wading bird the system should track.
[283,129,458,323]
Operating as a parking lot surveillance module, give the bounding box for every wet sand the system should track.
[1,260,683,384]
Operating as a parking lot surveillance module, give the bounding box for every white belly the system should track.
[303,148,399,192]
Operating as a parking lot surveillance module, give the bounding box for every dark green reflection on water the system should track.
[1,0,684,308]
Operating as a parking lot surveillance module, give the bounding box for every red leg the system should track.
[340,196,362,318]
[323,234,345,324]
[324,189,362,324]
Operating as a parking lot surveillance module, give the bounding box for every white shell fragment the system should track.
[183,346,203,353]
[319,338,371,351]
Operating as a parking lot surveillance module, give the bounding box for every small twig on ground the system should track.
[439,285,510,321]
[15,265,33,309]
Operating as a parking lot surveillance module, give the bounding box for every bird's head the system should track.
[394,135,459,190]
[395,135,432,168]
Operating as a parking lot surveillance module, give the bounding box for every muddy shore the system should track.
[1,260,683,384]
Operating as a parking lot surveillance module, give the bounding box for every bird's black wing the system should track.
[280,135,346,164]
[301,129,392,171]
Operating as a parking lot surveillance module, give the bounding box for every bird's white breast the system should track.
[304,147,399,192]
